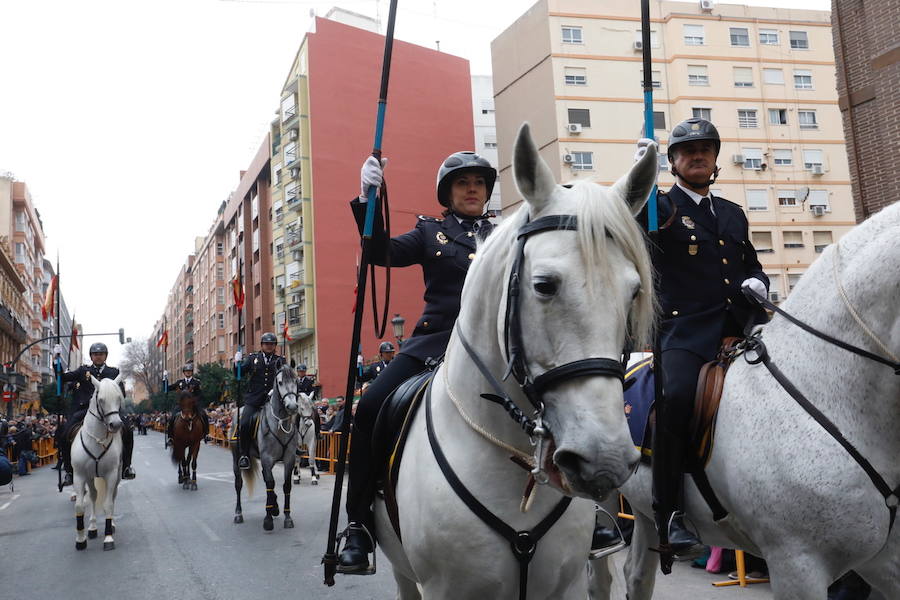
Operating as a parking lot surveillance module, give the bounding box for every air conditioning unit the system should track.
[700,0,715,12]
[732,154,745,164]
[811,205,826,217]
[810,164,824,175]
[567,123,583,134]
[768,291,780,303]
[289,129,299,140]
[633,40,643,51]
[290,167,300,179]
[563,153,575,164]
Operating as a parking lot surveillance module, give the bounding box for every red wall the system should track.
[308,18,474,396]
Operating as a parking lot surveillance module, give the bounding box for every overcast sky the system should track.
[0,0,829,365]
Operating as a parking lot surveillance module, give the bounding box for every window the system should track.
[286,183,299,203]
[480,98,495,114]
[14,211,26,232]
[813,231,833,253]
[217,313,225,329]
[284,141,298,164]
[14,242,24,259]
[742,147,763,170]
[658,153,670,172]
[688,65,708,86]
[653,111,666,130]
[281,94,297,122]
[783,231,804,248]
[733,67,753,87]
[683,24,704,45]
[218,336,226,353]
[798,110,818,129]
[773,149,793,166]
[483,133,497,149]
[738,109,758,128]
[564,67,587,86]
[571,151,593,171]
[768,108,788,125]
[763,68,784,85]
[794,69,813,89]
[216,241,224,256]
[730,27,750,47]
[788,273,803,291]
[216,263,224,281]
[777,190,797,207]
[809,190,830,211]
[692,107,712,121]
[634,29,659,47]
[759,29,779,45]
[803,149,823,170]
[746,189,768,211]
[568,108,591,127]
[639,69,662,88]
[217,287,225,305]
[752,231,774,253]
[562,26,583,44]
[789,30,809,49]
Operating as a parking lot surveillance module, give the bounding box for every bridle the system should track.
[88,385,121,431]
[456,213,633,484]
[265,373,298,438]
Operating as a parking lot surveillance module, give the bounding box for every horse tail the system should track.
[170,440,180,465]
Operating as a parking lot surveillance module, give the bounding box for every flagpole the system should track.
[163,315,169,449]
[55,253,63,492]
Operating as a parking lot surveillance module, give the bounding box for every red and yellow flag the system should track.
[232,278,245,311]
[156,330,169,348]
[282,319,292,342]
[41,275,58,319]
[70,325,80,350]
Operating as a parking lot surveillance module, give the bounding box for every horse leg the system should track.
[282,455,294,529]
[233,452,244,524]
[587,557,614,600]
[262,459,277,531]
[86,479,99,540]
[308,436,319,485]
[74,474,87,550]
[393,568,423,600]
[855,538,900,600]
[293,451,301,484]
[623,508,658,600]
[765,551,832,600]
[190,441,199,490]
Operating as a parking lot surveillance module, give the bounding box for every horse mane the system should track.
[471,180,656,349]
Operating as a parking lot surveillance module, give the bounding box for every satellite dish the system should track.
[798,186,810,203]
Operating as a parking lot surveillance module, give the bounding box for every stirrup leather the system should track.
[336,523,376,575]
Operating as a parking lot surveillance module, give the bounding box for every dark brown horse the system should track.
[170,391,204,490]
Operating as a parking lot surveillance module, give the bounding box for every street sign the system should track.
[2,391,15,402]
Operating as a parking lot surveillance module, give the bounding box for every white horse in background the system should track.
[71,375,126,551]
[369,123,659,599]
[592,201,900,599]
[293,391,320,486]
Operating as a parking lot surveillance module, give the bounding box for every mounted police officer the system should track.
[359,341,395,383]
[166,363,207,445]
[234,332,285,470]
[295,363,321,440]
[337,150,497,574]
[629,118,769,553]
[54,342,136,486]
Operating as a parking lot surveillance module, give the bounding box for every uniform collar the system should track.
[442,214,477,250]
[675,182,714,214]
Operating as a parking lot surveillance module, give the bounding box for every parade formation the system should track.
[1,1,898,599]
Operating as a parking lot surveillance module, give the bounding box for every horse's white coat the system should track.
[607,201,900,600]
[294,391,320,485]
[373,123,659,599]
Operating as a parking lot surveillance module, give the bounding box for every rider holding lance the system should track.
[234,332,286,469]
[166,363,207,445]
[53,342,136,486]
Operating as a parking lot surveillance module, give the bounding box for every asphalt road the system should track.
[0,431,775,599]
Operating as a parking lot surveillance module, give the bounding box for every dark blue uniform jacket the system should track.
[359,360,390,383]
[173,377,201,398]
[351,198,482,363]
[235,352,285,408]
[639,185,769,358]
[58,364,123,414]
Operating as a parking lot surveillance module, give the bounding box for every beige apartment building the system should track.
[493,0,855,302]
[191,207,228,367]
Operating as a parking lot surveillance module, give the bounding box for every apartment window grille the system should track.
[284,142,298,164]
[738,109,758,128]
[789,30,809,49]
[639,69,662,88]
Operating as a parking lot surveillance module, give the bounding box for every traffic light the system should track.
[118,328,126,344]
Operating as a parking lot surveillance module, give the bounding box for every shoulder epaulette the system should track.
[417,215,443,223]
[717,197,743,210]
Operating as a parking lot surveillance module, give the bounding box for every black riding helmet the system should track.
[182,363,193,373]
[89,342,108,355]
[667,117,721,162]
[436,151,497,208]
[260,332,277,344]
[379,341,395,353]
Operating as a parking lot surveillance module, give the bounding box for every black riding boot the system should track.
[653,438,701,555]
[61,439,73,487]
[238,408,253,469]
[338,428,376,573]
[121,425,136,479]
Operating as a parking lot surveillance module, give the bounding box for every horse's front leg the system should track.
[74,473,88,550]
[261,457,278,531]
[283,451,295,529]
[100,475,117,551]
[190,442,199,490]
[623,508,658,600]
[232,451,244,524]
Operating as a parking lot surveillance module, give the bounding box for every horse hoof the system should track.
[190,482,197,490]
[311,478,319,486]
[234,514,243,524]
[76,540,87,550]
[263,517,274,531]
[182,482,189,490]
[88,530,98,539]
[284,517,294,529]
[103,541,115,551]
[293,478,300,484]
[111,525,116,535]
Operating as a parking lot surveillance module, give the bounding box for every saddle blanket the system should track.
[623,357,655,453]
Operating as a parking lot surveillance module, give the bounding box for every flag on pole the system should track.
[282,319,293,342]
[70,324,80,350]
[232,277,245,311]
[41,275,58,319]
[156,330,169,348]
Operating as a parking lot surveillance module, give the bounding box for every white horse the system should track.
[293,391,320,486]
[368,123,658,599]
[71,375,126,551]
[592,201,900,599]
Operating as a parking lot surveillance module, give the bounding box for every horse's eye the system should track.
[533,276,558,297]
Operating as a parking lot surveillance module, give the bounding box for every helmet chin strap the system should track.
[671,165,720,191]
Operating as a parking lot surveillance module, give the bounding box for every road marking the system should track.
[143,460,150,466]
[157,477,167,486]
[0,494,21,510]
[195,518,221,542]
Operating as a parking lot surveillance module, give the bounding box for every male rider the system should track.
[234,332,285,469]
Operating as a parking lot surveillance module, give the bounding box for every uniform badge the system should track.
[681,216,696,230]
[436,232,448,245]
[254,358,259,365]
[688,244,698,256]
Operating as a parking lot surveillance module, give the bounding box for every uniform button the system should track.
[690,235,697,241]
[724,278,730,285]
[671,310,679,316]
[468,253,475,260]
[423,321,429,328]
[467,232,475,238]
[719,239,725,246]
[722,258,728,265]
[435,251,441,256]
[726,298,732,304]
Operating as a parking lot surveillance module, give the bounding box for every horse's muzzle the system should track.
[554,448,638,500]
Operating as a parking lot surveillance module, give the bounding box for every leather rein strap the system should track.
[425,382,571,600]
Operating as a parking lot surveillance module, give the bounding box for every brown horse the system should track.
[170,391,205,490]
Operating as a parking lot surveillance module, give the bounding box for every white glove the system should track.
[634,138,656,162]
[359,156,387,202]
[234,350,243,363]
[741,277,767,301]
[53,344,63,357]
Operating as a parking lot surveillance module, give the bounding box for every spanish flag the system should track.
[232,277,245,311]
[41,275,58,320]
[156,330,169,348]
[282,319,292,342]
[70,324,80,350]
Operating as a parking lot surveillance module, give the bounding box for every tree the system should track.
[119,338,156,397]
[195,363,234,408]
[40,383,65,415]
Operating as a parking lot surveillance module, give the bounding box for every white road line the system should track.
[195,518,221,542]
[157,477,167,486]
[0,493,21,510]
[143,460,150,466]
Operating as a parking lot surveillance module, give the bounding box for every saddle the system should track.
[371,369,434,540]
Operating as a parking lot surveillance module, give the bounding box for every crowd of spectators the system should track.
[1,414,60,476]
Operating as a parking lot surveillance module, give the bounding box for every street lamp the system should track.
[391,313,405,347]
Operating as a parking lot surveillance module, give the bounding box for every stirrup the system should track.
[589,504,627,560]
[336,523,377,575]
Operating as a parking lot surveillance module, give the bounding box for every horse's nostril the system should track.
[555,450,585,475]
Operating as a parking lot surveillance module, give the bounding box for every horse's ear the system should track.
[611,141,658,216]
[90,374,101,389]
[513,122,556,213]
[114,373,124,385]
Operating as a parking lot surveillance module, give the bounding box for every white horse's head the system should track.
[298,391,315,418]
[273,366,299,415]
[464,123,657,500]
[90,374,125,433]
